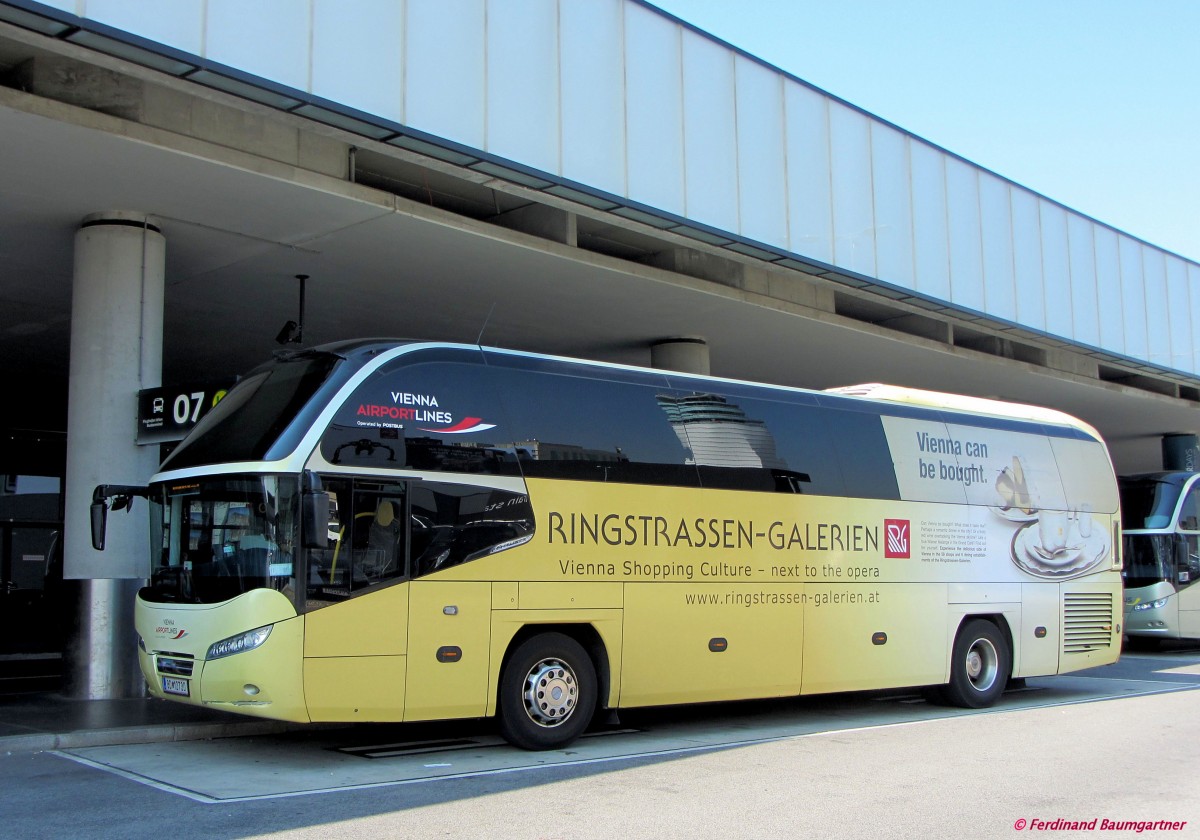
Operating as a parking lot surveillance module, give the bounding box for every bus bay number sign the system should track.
[137,382,237,445]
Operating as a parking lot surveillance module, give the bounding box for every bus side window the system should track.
[411,482,533,577]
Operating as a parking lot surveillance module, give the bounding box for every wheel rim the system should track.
[521,657,579,728]
[965,637,999,693]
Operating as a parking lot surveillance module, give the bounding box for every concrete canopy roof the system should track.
[0,33,1196,476]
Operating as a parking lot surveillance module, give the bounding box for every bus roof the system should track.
[827,383,1101,439]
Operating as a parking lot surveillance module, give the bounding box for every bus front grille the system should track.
[157,657,195,677]
[1063,592,1115,654]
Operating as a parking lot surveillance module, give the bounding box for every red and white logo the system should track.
[419,416,496,435]
[884,519,910,558]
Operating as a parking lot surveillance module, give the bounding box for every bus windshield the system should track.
[1119,478,1179,530]
[142,475,299,605]
[1122,533,1177,589]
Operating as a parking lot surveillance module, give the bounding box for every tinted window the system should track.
[411,483,533,577]
[1119,478,1181,529]
[660,380,899,500]
[488,359,700,487]
[323,350,899,499]
[321,361,520,475]
[164,353,340,470]
[658,390,831,494]
[824,409,901,499]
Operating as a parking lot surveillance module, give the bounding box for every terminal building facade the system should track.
[0,0,1197,695]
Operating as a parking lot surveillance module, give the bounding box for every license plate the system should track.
[162,677,190,697]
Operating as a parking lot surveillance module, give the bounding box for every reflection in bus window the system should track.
[411,483,533,578]
[487,359,698,487]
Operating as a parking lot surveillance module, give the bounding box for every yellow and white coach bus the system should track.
[92,340,1122,749]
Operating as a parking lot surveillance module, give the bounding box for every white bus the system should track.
[1120,472,1200,642]
[93,340,1123,749]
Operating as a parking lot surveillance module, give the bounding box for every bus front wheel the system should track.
[938,619,1010,708]
[498,633,597,750]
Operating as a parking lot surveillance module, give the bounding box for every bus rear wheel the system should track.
[498,633,597,750]
[937,619,1010,708]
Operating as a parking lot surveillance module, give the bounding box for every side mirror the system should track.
[302,491,331,549]
[90,500,108,551]
[90,484,150,551]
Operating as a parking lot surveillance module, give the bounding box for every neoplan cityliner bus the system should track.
[1120,472,1200,641]
[92,340,1123,750]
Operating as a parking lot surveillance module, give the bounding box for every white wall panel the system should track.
[1066,214,1099,347]
[205,0,309,92]
[910,142,950,302]
[560,0,626,195]
[60,0,1200,376]
[312,0,403,121]
[783,81,833,264]
[870,123,914,291]
[623,2,685,215]
[828,102,875,278]
[1094,227,1123,352]
[86,0,204,55]
[681,30,738,231]
[1165,256,1193,373]
[735,56,787,248]
[405,0,486,150]
[1142,247,1171,368]
[946,158,984,313]
[486,0,560,173]
[1118,235,1149,362]
[979,173,1016,323]
[1010,188,1046,331]
[1039,201,1072,339]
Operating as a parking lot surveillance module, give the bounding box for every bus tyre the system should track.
[939,619,1010,708]
[498,633,597,751]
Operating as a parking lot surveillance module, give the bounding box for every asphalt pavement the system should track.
[1,646,1198,839]
[0,686,296,753]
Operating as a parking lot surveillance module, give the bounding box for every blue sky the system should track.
[650,0,1200,264]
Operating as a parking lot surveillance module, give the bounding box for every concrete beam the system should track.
[12,54,143,121]
[491,204,577,246]
[886,314,953,344]
[643,248,745,289]
[1044,348,1100,380]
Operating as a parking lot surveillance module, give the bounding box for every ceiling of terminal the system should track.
[0,75,1197,475]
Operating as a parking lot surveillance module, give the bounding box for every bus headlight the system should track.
[207,626,272,660]
[1131,598,1169,612]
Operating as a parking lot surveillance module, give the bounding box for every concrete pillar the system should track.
[63,212,165,699]
[1162,434,1200,472]
[651,337,710,376]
